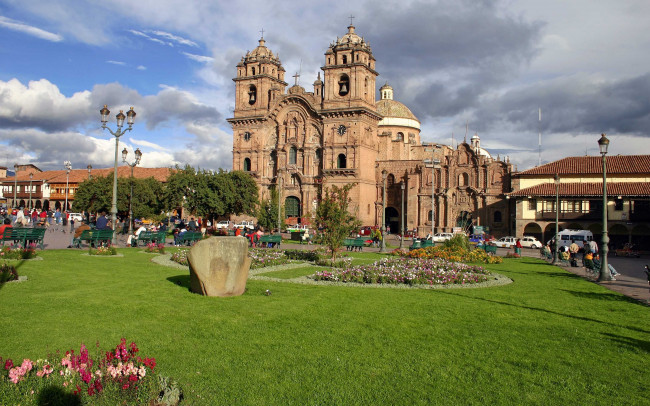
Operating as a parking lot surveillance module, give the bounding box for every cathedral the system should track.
[229,24,513,237]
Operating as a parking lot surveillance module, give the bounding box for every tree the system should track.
[257,187,283,232]
[313,183,361,259]
[73,175,164,220]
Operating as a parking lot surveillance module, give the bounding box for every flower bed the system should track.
[144,243,165,254]
[88,246,118,256]
[249,248,290,269]
[400,246,503,264]
[0,244,37,260]
[0,263,18,283]
[312,257,491,285]
[0,338,180,405]
[170,249,189,266]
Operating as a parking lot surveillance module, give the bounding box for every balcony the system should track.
[535,210,600,221]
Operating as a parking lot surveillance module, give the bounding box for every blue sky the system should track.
[1,0,650,173]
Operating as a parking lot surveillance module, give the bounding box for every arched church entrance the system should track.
[385,207,398,235]
[285,196,301,219]
[456,211,472,232]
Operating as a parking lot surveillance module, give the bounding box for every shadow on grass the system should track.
[167,274,191,290]
[601,332,650,353]
[436,289,650,335]
[37,384,82,406]
[560,289,643,305]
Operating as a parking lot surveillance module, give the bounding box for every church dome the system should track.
[245,38,281,64]
[332,25,372,53]
[376,83,420,130]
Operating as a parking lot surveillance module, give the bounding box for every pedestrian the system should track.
[515,238,522,255]
[569,239,580,266]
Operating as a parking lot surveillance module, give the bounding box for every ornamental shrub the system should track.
[283,249,320,262]
[88,245,117,256]
[0,263,18,283]
[0,245,37,260]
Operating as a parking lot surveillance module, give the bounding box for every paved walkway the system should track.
[37,230,650,305]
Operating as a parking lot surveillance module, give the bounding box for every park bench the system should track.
[1,227,47,250]
[259,234,282,248]
[74,229,115,248]
[177,231,203,246]
[343,237,366,251]
[135,231,167,246]
[409,239,434,250]
[475,244,497,255]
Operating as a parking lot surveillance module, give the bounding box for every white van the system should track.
[556,229,593,248]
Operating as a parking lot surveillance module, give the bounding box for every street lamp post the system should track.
[13,164,18,210]
[87,164,92,180]
[277,170,283,235]
[552,174,560,264]
[399,181,405,250]
[379,170,387,253]
[122,148,142,235]
[100,105,136,246]
[598,133,612,281]
[64,161,72,212]
[29,173,33,211]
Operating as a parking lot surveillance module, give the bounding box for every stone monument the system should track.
[188,237,250,297]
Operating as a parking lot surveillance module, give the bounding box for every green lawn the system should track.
[0,249,648,405]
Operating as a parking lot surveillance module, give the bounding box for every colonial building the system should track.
[229,24,512,236]
[509,155,650,249]
[0,166,172,211]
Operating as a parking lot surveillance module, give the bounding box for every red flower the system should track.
[4,359,13,370]
[128,374,138,382]
[93,378,103,393]
[122,383,130,390]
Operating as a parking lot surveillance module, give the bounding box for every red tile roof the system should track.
[509,182,650,197]
[0,166,174,184]
[516,155,650,176]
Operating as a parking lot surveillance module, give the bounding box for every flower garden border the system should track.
[152,254,512,290]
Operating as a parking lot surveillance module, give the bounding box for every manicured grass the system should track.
[257,266,317,279]
[1,250,648,405]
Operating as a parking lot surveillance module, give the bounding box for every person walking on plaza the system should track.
[54,209,61,232]
[569,239,580,267]
[515,238,522,255]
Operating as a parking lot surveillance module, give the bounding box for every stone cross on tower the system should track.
[293,72,300,86]
[259,28,265,38]
[348,15,355,26]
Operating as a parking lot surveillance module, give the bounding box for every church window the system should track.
[428,210,433,221]
[387,174,395,187]
[397,132,404,141]
[368,204,370,215]
[342,55,347,64]
[243,158,251,172]
[337,154,347,169]
[494,211,502,223]
[289,146,297,165]
[243,132,251,141]
[458,173,468,186]
[338,74,350,96]
[252,67,256,75]
[356,54,359,61]
[248,85,257,105]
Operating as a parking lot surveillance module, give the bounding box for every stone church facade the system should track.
[229,24,513,237]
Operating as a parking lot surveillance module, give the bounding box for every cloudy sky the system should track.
[1,0,649,173]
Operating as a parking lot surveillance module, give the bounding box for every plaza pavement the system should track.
[38,228,650,305]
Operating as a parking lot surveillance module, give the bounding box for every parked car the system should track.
[494,236,517,248]
[216,220,232,229]
[68,212,84,222]
[432,233,454,243]
[234,220,255,230]
[520,236,543,249]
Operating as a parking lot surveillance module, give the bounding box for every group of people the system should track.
[0,207,73,231]
[543,238,620,279]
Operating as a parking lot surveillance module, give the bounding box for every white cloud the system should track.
[129,137,169,151]
[182,52,214,64]
[106,60,126,66]
[0,15,63,42]
[150,30,198,47]
[136,65,147,70]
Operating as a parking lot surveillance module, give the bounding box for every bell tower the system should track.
[233,36,287,118]
[322,24,378,110]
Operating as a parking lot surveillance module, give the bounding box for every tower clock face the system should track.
[337,125,347,135]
